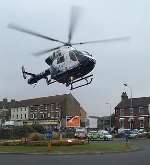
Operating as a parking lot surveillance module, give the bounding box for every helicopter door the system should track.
[66,51,79,70]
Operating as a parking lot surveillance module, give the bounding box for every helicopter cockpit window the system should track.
[57,55,64,64]
[69,51,77,61]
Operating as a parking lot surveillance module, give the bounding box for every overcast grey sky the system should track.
[0,0,150,116]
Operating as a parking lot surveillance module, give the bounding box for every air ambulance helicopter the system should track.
[8,7,129,90]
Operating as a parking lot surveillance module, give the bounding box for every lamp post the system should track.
[59,108,62,140]
[106,102,112,128]
[123,83,133,108]
[123,83,133,129]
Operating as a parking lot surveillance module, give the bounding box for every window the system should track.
[21,114,22,119]
[139,107,145,114]
[69,51,77,61]
[120,109,124,116]
[56,103,60,109]
[51,111,55,118]
[44,105,48,110]
[21,107,25,111]
[30,113,35,119]
[48,113,51,118]
[57,55,64,64]
[55,111,60,118]
[129,108,134,116]
[50,103,55,111]
[140,120,144,128]
[25,114,26,119]
[120,119,124,128]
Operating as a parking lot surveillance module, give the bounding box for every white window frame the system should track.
[140,120,144,128]
[139,107,144,114]
[120,119,124,128]
[48,113,51,118]
[50,103,55,111]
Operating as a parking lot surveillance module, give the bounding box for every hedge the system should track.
[0,139,86,146]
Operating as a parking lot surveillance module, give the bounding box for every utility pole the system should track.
[106,102,112,128]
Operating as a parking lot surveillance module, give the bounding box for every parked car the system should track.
[115,128,148,139]
[88,130,113,141]
[136,129,148,138]
[75,131,87,139]
[74,128,87,139]
[128,130,138,139]
[115,129,131,138]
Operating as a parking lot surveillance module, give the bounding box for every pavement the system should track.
[0,138,149,165]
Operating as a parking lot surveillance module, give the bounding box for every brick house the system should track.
[115,92,150,129]
[10,94,87,128]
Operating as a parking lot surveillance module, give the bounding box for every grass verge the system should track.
[0,143,135,154]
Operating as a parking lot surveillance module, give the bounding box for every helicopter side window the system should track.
[57,55,64,64]
[69,51,77,61]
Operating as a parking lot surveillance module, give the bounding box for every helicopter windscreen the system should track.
[69,51,77,61]
[82,51,92,56]
[45,52,57,66]
[72,50,92,57]
[57,55,65,64]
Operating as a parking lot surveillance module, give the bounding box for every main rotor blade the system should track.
[72,36,130,45]
[8,23,66,44]
[33,46,62,56]
[68,6,81,43]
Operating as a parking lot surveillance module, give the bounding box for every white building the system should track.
[86,116,98,128]
[11,107,29,121]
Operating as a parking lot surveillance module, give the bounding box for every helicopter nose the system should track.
[89,58,96,65]
[92,58,96,64]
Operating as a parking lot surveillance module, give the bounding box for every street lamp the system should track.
[123,83,133,108]
[106,102,112,128]
[123,83,134,129]
[58,108,62,140]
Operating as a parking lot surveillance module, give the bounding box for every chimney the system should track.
[11,99,16,103]
[2,98,8,109]
[3,98,8,104]
[121,92,128,102]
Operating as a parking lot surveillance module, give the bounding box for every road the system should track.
[0,139,149,165]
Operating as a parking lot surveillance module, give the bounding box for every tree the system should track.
[32,124,46,134]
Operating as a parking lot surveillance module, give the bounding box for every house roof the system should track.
[116,97,150,109]
[10,94,69,108]
[0,94,71,109]
[0,101,12,109]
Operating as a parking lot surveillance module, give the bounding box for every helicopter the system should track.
[8,7,129,90]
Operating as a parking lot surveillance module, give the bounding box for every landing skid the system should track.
[69,74,93,90]
[21,66,35,79]
[46,78,57,85]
